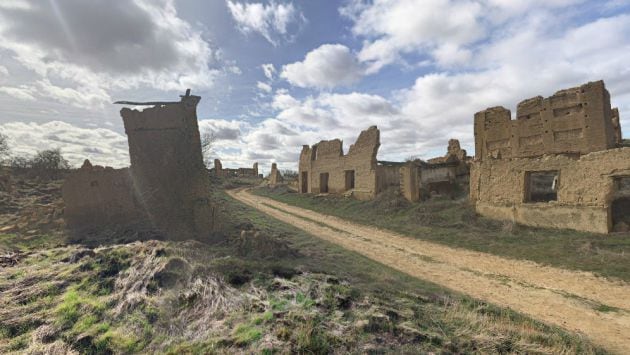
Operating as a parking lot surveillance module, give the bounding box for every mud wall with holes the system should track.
[299,126,379,200]
[120,95,214,240]
[62,163,145,230]
[470,148,630,233]
[474,81,620,160]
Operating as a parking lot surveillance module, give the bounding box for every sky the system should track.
[0,0,629,174]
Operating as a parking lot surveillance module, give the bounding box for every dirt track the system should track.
[229,188,630,354]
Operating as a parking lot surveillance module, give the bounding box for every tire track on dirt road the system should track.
[228,188,630,353]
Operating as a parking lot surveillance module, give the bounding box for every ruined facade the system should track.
[63,91,215,240]
[298,126,470,201]
[471,81,629,233]
[299,126,381,200]
[268,163,283,186]
[212,159,259,178]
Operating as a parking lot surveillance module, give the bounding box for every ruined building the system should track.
[471,80,630,233]
[400,140,470,202]
[63,91,215,240]
[268,163,283,186]
[298,126,469,201]
[212,159,259,178]
[299,126,383,200]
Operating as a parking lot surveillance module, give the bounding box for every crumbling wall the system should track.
[269,163,283,186]
[120,94,213,240]
[402,138,471,201]
[299,126,379,200]
[376,164,401,193]
[612,108,622,145]
[213,159,259,178]
[400,162,421,202]
[62,160,144,231]
[471,148,630,233]
[471,80,628,233]
[214,159,223,176]
[474,81,619,160]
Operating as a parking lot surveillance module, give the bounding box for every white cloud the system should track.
[198,119,245,141]
[340,0,591,73]
[280,44,364,89]
[257,81,272,93]
[342,0,484,73]
[0,121,129,167]
[0,0,222,109]
[0,65,8,76]
[262,63,276,80]
[0,86,36,101]
[226,1,304,46]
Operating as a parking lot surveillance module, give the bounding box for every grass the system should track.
[253,186,630,281]
[0,175,612,354]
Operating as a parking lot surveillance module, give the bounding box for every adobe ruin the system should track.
[268,163,283,186]
[401,140,471,202]
[299,126,382,200]
[212,159,260,178]
[298,126,470,201]
[62,91,215,240]
[471,80,630,233]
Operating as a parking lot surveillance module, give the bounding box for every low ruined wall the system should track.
[376,164,401,193]
[471,148,630,233]
[62,165,144,230]
[400,163,420,202]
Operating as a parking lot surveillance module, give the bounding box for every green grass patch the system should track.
[232,324,262,346]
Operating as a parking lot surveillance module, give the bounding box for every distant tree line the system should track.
[0,132,70,179]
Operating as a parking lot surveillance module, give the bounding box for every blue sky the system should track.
[0,0,629,173]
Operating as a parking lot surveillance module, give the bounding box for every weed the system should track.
[232,324,262,346]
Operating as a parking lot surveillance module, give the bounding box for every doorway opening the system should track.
[320,173,329,193]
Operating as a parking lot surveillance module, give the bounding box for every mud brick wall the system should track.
[299,126,380,200]
[62,163,145,231]
[474,81,619,160]
[470,148,630,233]
[400,162,421,202]
[214,159,258,177]
[269,163,283,185]
[121,95,214,240]
[376,164,401,193]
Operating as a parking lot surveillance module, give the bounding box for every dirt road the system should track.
[228,188,630,353]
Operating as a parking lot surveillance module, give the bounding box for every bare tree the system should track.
[281,169,298,179]
[30,148,70,179]
[200,131,216,168]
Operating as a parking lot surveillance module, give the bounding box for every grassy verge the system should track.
[252,186,630,282]
[0,176,609,353]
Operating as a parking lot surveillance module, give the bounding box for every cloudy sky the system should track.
[0,0,629,173]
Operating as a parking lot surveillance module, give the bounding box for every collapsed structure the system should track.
[268,163,283,186]
[212,159,259,178]
[401,140,471,202]
[298,126,470,201]
[63,91,215,240]
[471,80,630,233]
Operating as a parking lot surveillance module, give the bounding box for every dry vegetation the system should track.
[0,172,609,354]
[254,185,630,282]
